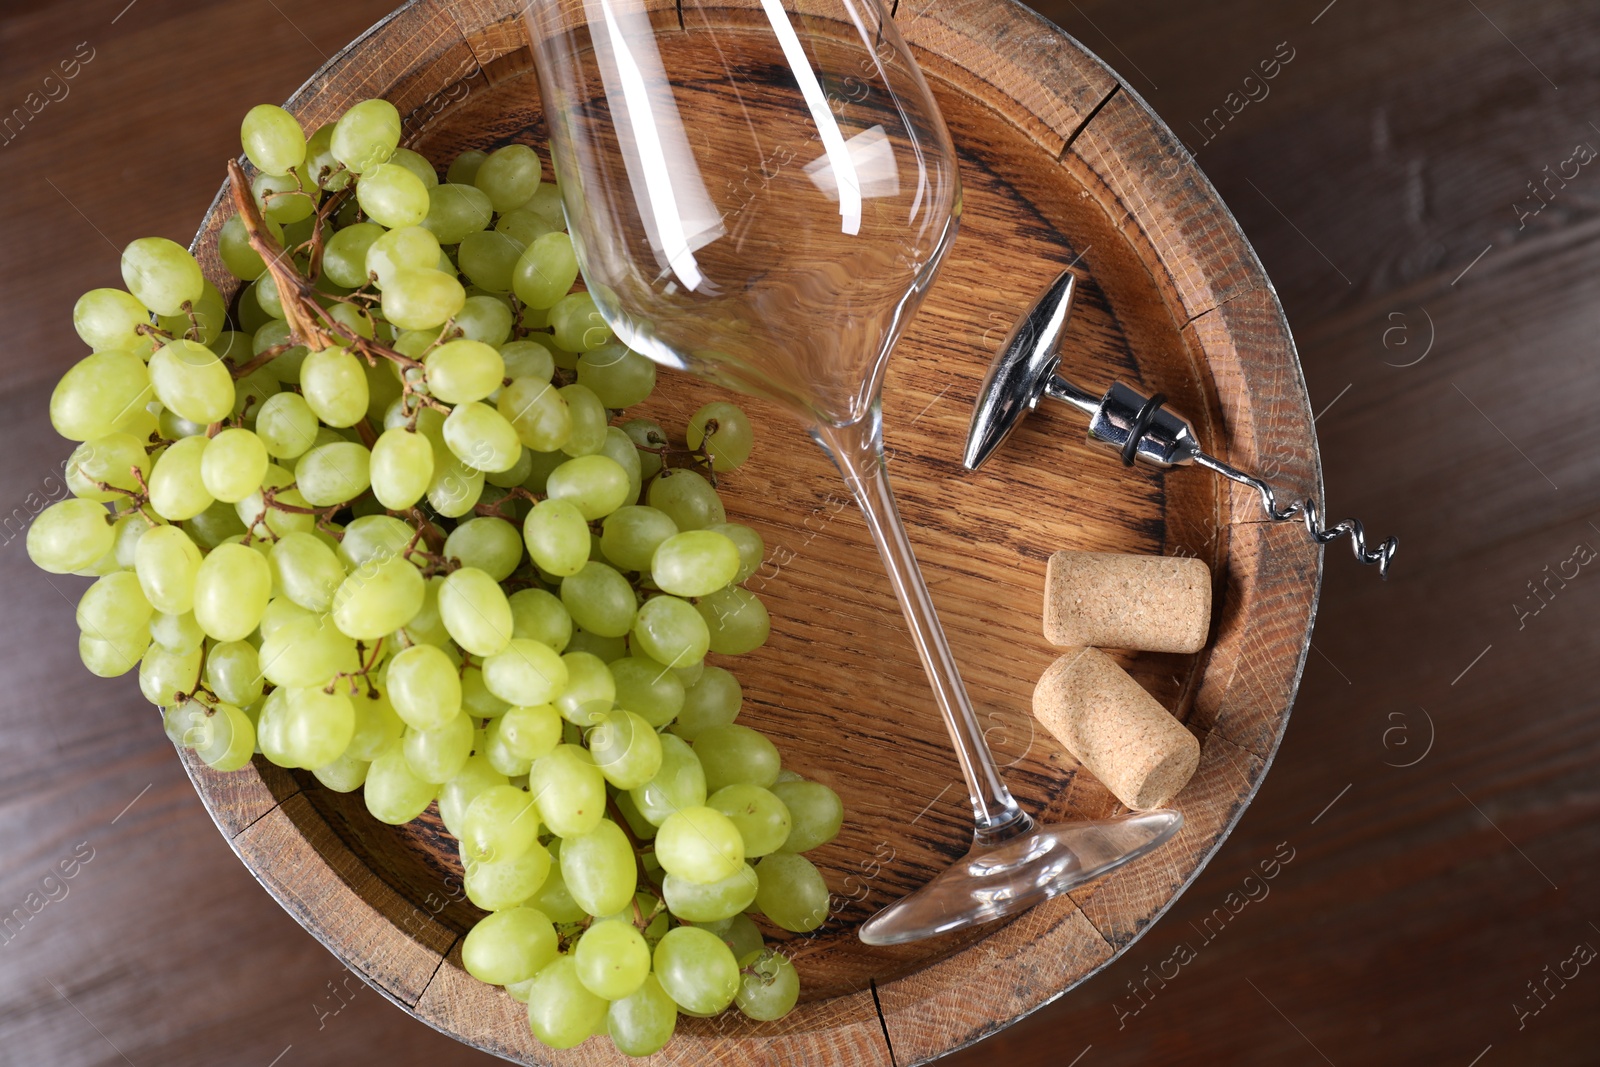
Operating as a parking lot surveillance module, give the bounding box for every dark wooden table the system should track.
[1,1,1594,1064]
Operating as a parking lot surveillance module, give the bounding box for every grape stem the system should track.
[226,341,294,380]
[79,466,159,527]
[226,160,433,382]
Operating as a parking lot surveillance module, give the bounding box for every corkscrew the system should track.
[964,270,1398,578]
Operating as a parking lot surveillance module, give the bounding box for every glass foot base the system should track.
[857,809,1183,946]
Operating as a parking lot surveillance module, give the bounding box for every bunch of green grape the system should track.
[28,97,847,1056]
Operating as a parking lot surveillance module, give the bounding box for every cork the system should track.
[1033,647,1200,810]
[1044,550,1211,654]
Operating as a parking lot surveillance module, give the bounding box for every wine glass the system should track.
[525,0,1182,945]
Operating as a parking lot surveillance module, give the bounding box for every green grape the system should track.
[565,628,628,663]
[78,631,145,678]
[530,744,606,837]
[320,221,383,288]
[437,751,508,836]
[498,376,571,452]
[560,818,636,917]
[553,651,615,725]
[138,642,202,706]
[696,587,771,655]
[702,911,764,965]
[110,510,158,569]
[147,436,213,521]
[608,655,685,728]
[694,724,780,793]
[330,98,399,173]
[463,906,558,986]
[192,542,271,641]
[548,455,630,522]
[254,392,319,459]
[369,426,434,510]
[444,148,487,186]
[631,595,710,669]
[386,146,438,189]
[303,124,347,189]
[573,345,653,410]
[300,347,369,427]
[599,506,677,574]
[650,530,740,598]
[133,523,202,615]
[709,784,791,858]
[440,517,519,582]
[452,291,511,343]
[120,237,203,317]
[199,428,268,504]
[528,848,585,923]
[338,514,412,569]
[522,498,589,577]
[332,552,426,640]
[736,949,799,1021]
[457,230,523,294]
[597,426,643,502]
[460,665,508,719]
[366,225,442,286]
[607,974,677,1056]
[652,925,739,1015]
[269,531,345,612]
[622,418,668,481]
[662,863,758,923]
[483,721,533,778]
[382,268,466,332]
[549,291,610,353]
[512,230,582,308]
[559,562,637,639]
[461,783,539,863]
[508,588,572,652]
[254,271,287,319]
[280,687,356,769]
[656,806,744,884]
[526,956,608,1051]
[183,500,247,551]
[754,853,830,933]
[64,434,146,502]
[240,103,307,175]
[524,183,565,227]
[465,840,552,910]
[219,215,270,280]
[647,469,725,530]
[498,341,553,386]
[251,168,316,225]
[442,400,521,473]
[495,703,563,763]
[403,710,474,783]
[587,710,662,790]
[472,143,541,212]
[206,639,265,707]
[708,522,764,584]
[556,384,608,458]
[364,741,437,823]
[385,643,461,730]
[257,595,314,639]
[155,280,227,345]
[355,161,429,228]
[629,734,706,827]
[258,611,359,687]
[49,350,152,442]
[312,751,369,792]
[496,206,554,247]
[425,339,503,405]
[72,287,150,351]
[28,499,113,574]
[482,638,569,707]
[575,919,650,1001]
[772,779,844,853]
[294,441,372,506]
[189,703,256,771]
[438,567,514,655]
[150,609,204,654]
[419,182,492,244]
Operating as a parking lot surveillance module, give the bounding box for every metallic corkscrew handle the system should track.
[963,269,1398,578]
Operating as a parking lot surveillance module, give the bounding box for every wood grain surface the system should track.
[1,0,1595,1065]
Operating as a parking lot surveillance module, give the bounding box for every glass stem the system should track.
[813,409,1031,841]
